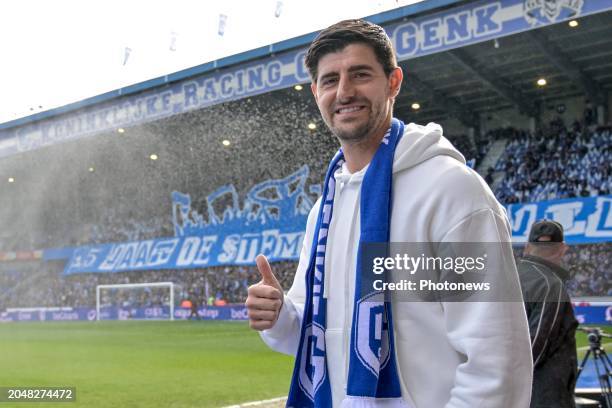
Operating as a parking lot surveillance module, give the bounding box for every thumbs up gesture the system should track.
[246,254,283,331]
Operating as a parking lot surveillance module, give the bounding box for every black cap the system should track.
[528,220,564,243]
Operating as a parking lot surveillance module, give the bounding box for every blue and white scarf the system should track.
[287,118,407,407]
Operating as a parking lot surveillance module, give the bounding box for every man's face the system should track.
[311,43,401,144]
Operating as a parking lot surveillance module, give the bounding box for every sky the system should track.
[1,0,424,125]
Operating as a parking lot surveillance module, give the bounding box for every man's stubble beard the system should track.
[328,104,387,145]
[331,118,374,144]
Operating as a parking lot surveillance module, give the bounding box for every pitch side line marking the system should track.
[221,396,286,408]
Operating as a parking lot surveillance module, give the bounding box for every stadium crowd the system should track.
[0,261,300,310]
[445,126,510,166]
[0,111,610,311]
[3,117,608,254]
[0,244,609,312]
[566,243,611,297]
[495,120,611,204]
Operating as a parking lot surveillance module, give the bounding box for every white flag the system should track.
[218,14,228,36]
[123,47,132,66]
[169,31,178,51]
[275,1,283,17]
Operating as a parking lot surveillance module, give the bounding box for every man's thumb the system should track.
[256,254,281,290]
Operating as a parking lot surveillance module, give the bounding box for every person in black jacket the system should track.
[518,220,578,408]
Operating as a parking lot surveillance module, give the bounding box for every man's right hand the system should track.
[246,254,283,331]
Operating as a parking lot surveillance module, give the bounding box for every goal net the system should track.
[96,282,177,321]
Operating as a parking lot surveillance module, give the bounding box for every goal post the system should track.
[96,282,175,321]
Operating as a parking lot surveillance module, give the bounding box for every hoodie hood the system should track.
[393,122,465,174]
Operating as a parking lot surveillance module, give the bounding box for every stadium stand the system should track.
[566,243,611,297]
[495,121,611,203]
[0,260,302,310]
[5,119,607,252]
[1,4,611,319]
[1,241,609,311]
[0,115,610,312]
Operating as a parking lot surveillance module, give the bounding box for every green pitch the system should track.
[0,321,610,408]
[0,321,293,408]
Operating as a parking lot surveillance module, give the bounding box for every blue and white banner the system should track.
[0,305,249,322]
[1,0,610,158]
[507,195,612,244]
[574,302,612,326]
[62,166,320,274]
[64,232,303,274]
[58,190,611,273]
[2,304,609,324]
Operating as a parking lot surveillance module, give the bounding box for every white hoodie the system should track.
[261,123,533,408]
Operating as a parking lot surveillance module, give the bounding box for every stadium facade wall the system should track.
[431,116,468,136]
[1,0,611,158]
[538,95,606,127]
[608,92,612,124]
[480,94,596,133]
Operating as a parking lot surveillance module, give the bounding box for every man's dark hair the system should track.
[305,19,397,82]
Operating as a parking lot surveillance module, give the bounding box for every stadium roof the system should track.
[0,0,610,155]
[393,10,612,127]
[0,0,461,132]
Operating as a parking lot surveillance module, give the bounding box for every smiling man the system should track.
[246,19,533,407]
[312,41,399,167]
